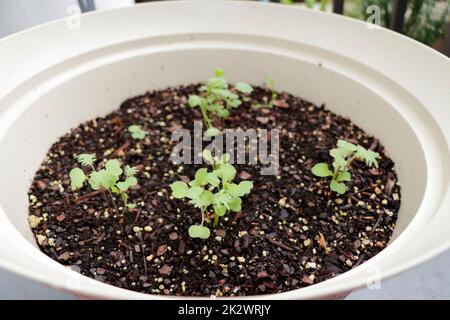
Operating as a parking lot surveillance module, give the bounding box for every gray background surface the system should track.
[1,0,449,300]
[1,250,450,299]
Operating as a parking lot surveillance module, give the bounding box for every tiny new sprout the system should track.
[188,68,253,137]
[128,125,148,140]
[253,76,278,110]
[311,140,380,195]
[170,150,253,239]
[69,153,139,213]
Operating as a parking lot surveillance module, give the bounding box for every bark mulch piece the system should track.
[28,84,400,296]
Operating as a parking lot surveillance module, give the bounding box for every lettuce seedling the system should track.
[188,68,253,137]
[170,150,253,239]
[311,140,379,194]
[128,124,148,140]
[69,154,139,213]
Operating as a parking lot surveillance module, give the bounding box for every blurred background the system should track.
[0,0,449,299]
[1,0,448,55]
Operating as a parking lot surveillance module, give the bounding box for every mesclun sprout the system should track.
[69,154,139,214]
[188,68,253,137]
[311,140,380,195]
[128,125,148,140]
[253,76,278,110]
[170,150,253,239]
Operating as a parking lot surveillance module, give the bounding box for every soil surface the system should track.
[28,84,400,297]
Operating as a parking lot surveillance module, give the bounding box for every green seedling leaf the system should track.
[330,149,347,171]
[213,191,232,206]
[216,153,230,165]
[227,183,240,197]
[330,180,347,195]
[193,168,208,186]
[208,78,228,89]
[69,168,86,190]
[70,154,139,216]
[216,163,236,183]
[188,95,202,108]
[171,181,189,199]
[186,186,203,200]
[104,171,119,189]
[237,181,253,195]
[127,203,137,209]
[213,203,227,217]
[336,171,351,182]
[227,91,239,100]
[117,176,137,192]
[311,139,381,195]
[228,181,253,197]
[105,159,123,177]
[128,125,148,140]
[188,225,211,239]
[311,163,333,177]
[228,99,241,109]
[207,172,220,187]
[356,146,379,168]
[212,88,232,98]
[329,148,341,159]
[235,82,253,94]
[337,140,357,153]
[197,190,213,207]
[189,68,251,129]
[124,165,138,178]
[111,185,120,194]
[89,169,116,190]
[76,154,96,166]
[88,171,102,190]
[206,104,222,112]
[266,76,276,92]
[216,108,230,118]
[205,127,221,137]
[202,149,214,163]
[171,147,253,238]
[214,68,224,78]
[124,177,137,189]
[229,197,242,212]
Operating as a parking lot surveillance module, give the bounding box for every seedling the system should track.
[188,68,253,137]
[128,125,148,140]
[170,150,253,239]
[311,140,379,194]
[253,76,278,110]
[69,153,139,214]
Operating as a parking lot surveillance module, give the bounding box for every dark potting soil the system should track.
[28,84,400,297]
